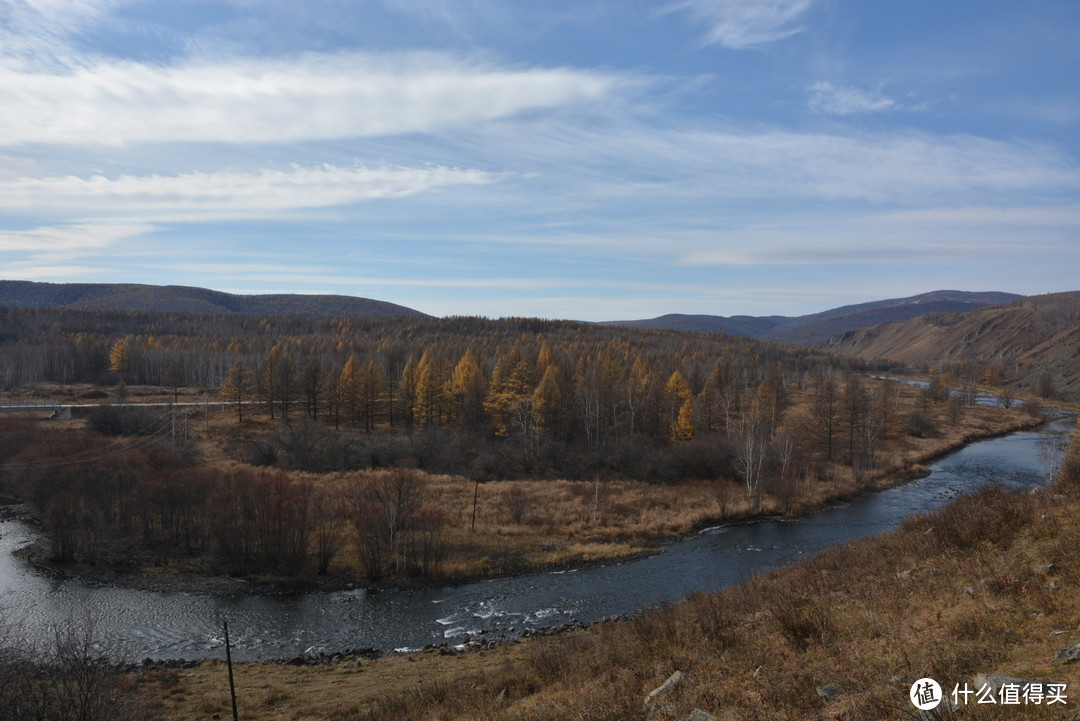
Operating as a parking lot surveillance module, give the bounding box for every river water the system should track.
[0,417,1072,662]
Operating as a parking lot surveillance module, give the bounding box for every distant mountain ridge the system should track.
[0,280,427,319]
[603,290,1020,346]
[601,313,788,337]
[821,291,1080,399]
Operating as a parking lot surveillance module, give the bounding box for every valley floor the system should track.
[5,380,1045,591]
[135,432,1080,721]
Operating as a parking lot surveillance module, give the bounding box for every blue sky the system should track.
[0,0,1077,320]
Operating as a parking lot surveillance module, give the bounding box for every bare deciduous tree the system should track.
[735,402,772,509]
[0,612,141,721]
[349,468,443,578]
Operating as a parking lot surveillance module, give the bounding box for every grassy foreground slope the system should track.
[141,428,1080,721]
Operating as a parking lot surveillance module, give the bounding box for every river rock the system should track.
[644,670,687,708]
[1053,641,1080,664]
[686,710,723,721]
[816,684,842,700]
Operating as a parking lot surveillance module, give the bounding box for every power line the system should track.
[0,424,172,471]
[0,411,167,467]
[0,412,172,470]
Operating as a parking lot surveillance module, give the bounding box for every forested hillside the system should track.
[603,290,1019,346]
[0,280,426,319]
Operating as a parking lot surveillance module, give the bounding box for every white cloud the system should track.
[878,206,1080,226]
[672,219,1077,267]
[0,221,155,251]
[0,0,125,65]
[2,0,121,29]
[679,237,964,266]
[453,119,1080,206]
[807,82,898,115]
[668,0,817,48]
[0,164,498,220]
[663,128,1076,201]
[0,220,154,282]
[159,267,562,289]
[0,263,111,280]
[381,0,495,34]
[0,52,623,145]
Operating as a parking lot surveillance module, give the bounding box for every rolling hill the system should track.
[598,313,788,337]
[603,290,1019,346]
[822,291,1080,399]
[0,280,428,319]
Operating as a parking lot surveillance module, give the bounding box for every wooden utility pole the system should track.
[170,405,191,449]
[224,620,239,721]
[470,475,480,531]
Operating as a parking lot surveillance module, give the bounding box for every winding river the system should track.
[0,416,1072,662]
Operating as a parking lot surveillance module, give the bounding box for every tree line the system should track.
[3,305,977,498]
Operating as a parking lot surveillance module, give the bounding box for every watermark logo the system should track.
[909,677,1069,709]
[910,678,942,711]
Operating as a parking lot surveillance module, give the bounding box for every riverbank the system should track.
[9,385,1043,596]
[137,430,1080,721]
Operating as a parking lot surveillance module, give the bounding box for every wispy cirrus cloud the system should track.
[877,206,1080,226]
[381,0,498,35]
[0,163,498,220]
[0,221,155,251]
[667,0,817,49]
[674,225,1074,267]
[0,263,112,280]
[807,82,900,115]
[0,52,624,145]
[0,0,124,63]
[0,221,156,282]
[446,118,1080,206]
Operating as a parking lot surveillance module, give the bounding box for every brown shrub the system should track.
[929,485,1034,551]
[903,410,939,438]
[1055,430,1080,491]
[769,596,836,651]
